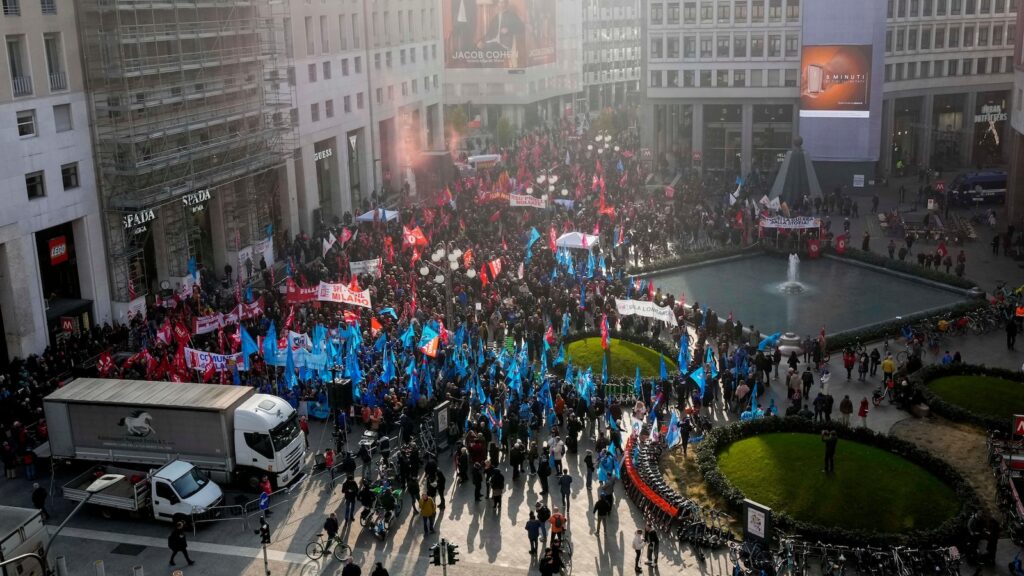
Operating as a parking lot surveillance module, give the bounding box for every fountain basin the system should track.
[644,254,968,337]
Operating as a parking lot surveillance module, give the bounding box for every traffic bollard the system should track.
[55,556,68,576]
[93,560,105,576]
[132,566,144,576]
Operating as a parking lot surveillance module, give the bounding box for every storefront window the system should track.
[973,91,1009,167]
[753,105,793,172]
[703,105,742,173]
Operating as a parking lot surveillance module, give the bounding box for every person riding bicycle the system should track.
[323,512,340,545]
[357,479,375,521]
[377,482,398,524]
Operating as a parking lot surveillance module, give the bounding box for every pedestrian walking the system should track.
[535,501,551,540]
[822,429,838,473]
[471,462,483,502]
[858,397,870,428]
[537,454,551,496]
[419,494,436,533]
[644,523,660,566]
[1007,319,1018,351]
[259,475,273,516]
[525,511,543,554]
[839,395,853,427]
[370,562,390,576]
[406,475,421,513]
[31,483,47,521]
[299,416,310,449]
[558,471,572,511]
[168,520,195,566]
[583,450,594,490]
[549,507,567,543]
[632,529,645,572]
[324,448,336,483]
[342,475,359,521]
[341,557,361,576]
[323,512,340,543]
[593,491,611,535]
[489,467,505,513]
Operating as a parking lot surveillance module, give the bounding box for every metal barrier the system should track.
[243,472,309,524]
[191,503,249,534]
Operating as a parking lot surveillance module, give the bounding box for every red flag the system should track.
[340,228,353,245]
[648,279,656,299]
[548,226,557,252]
[807,239,822,259]
[835,235,848,254]
[343,310,360,324]
[97,351,114,377]
[127,275,137,300]
[203,362,216,383]
[284,306,296,331]
[488,258,502,278]
[370,317,383,336]
[937,241,948,259]
[174,343,187,375]
[349,275,361,292]
[544,325,556,345]
[479,265,489,288]
[463,249,474,269]
[600,314,609,350]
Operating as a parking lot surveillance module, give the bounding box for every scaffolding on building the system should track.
[78,0,296,301]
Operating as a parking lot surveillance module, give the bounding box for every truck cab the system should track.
[234,394,305,489]
[150,461,223,521]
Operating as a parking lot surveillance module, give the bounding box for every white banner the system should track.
[349,258,383,278]
[510,194,547,209]
[615,299,678,326]
[758,216,821,230]
[184,348,246,372]
[316,281,373,308]
[192,299,265,335]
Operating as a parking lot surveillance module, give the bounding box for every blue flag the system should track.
[382,348,396,383]
[263,323,279,362]
[400,324,416,349]
[601,354,608,384]
[665,411,681,448]
[526,227,541,250]
[678,332,690,370]
[555,343,565,365]
[688,366,706,395]
[285,345,297,389]
[634,366,642,398]
[418,325,440,349]
[187,256,198,280]
[758,332,782,351]
[660,356,668,381]
[240,325,259,370]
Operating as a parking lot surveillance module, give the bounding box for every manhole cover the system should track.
[110,543,147,556]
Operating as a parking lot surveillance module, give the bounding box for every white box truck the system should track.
[0,506,45,576]
[44,378,306,490]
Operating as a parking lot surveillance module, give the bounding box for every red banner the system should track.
[283,278,317,303]
[807,239,821,259]
[49,236,68,265]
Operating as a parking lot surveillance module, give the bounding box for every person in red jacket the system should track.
[259,476,273,516]
[842,348,856,380]
[858,397,870,428]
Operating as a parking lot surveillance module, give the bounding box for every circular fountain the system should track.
[777,253,807,294]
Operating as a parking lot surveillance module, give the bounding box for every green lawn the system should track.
[566,337,678,379]
[717,433,959,534]
[928,375,1024,422]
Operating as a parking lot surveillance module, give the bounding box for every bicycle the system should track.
[555,528,573,576]
[305,532,352,562]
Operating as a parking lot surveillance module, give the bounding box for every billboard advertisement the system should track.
[444,0,556,69]
[799,45,873,119]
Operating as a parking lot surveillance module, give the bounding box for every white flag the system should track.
[322,232,337,257]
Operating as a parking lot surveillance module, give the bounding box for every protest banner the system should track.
[614,299,678,326]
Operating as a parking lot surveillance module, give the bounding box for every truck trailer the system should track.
[44,379,306,489]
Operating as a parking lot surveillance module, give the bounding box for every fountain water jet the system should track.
[778,253,806,294]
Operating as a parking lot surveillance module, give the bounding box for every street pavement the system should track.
[4,172,1024,576]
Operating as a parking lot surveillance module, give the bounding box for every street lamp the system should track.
[43,474,125,574]
[420,247,473,321]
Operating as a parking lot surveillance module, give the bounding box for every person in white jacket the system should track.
[631,529,645,572]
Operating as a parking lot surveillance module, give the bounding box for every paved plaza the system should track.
[4,178,1024,576]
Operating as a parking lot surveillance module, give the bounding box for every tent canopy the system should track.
[355,209,399,223]
[556,231,599,250]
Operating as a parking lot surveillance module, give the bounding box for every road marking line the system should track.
[58,527,310,564]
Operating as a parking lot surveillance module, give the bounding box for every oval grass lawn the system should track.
[927,375,1024,422]
[566,337,677,379]
[716,433,959,534]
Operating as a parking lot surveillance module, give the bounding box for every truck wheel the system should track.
[243,473,261,492]
[100,508,114,520]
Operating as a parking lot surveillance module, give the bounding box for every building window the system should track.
[786,0,800,20]
[400,49,406,65]
[357,92,364,109]
[651,38,663,59]
[908,28,917,50]
[41,0,55,14]
[923,0,933,14]
[717,37,729,57]
[886,30,892,52]
[963,25,974,47]
[920,27,931,49]
[716,69,729,86]
[16,109,35,137]
[700,2,712,21]
[718,2,730,22]
[978,25,988,46]
[43,33,66,92]
[947,59,958,75]
[308,63,317,82]
[888,0,895,16]
[885,64,892,81]
[936,0,947,13]
[734,35,747,57]
[735,1,748,21]
[895,62,904,80]
[61,162,78,190]
[668,2,680,24]
[948,25,959,48]
[950,0,961,14]
[385,51,392,68]
[993,24,1003,46]
[751,36,764,57]
[354,56,361,73]
[752,0,764,22]
[784,68,797,86]
[911,0,920,14]
[750,69,763,86]
[683,69,695,86]
[53,103,71,132]
[667,37,679,58]
[767,68,780,86]
[962,58,973,74]
[977,57,987,74]
[342,58,349,76]
[733,69,746,86]
[896,28,905,50]
[650,70,662,87]
[768,0,782,22]
[785,33,798,57]
[401,81,407,96]
[650,3,663,24]
[667,70,679,86]
[310,102,319,122]
[7,35,32,96]
[700,36,712,58]
[323,61,331,79]
[325,99,334,117]
[684,36,696,58]
[387,85,393,101]
[768,34,781,57]
[921,60,931,77]
[935,26,945,48]
[684,2,696,23]
[25,171,44,199]
[374,53,381,70]
[908,61,917,78]
[699,69,711,86]
[3,0,21,16]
